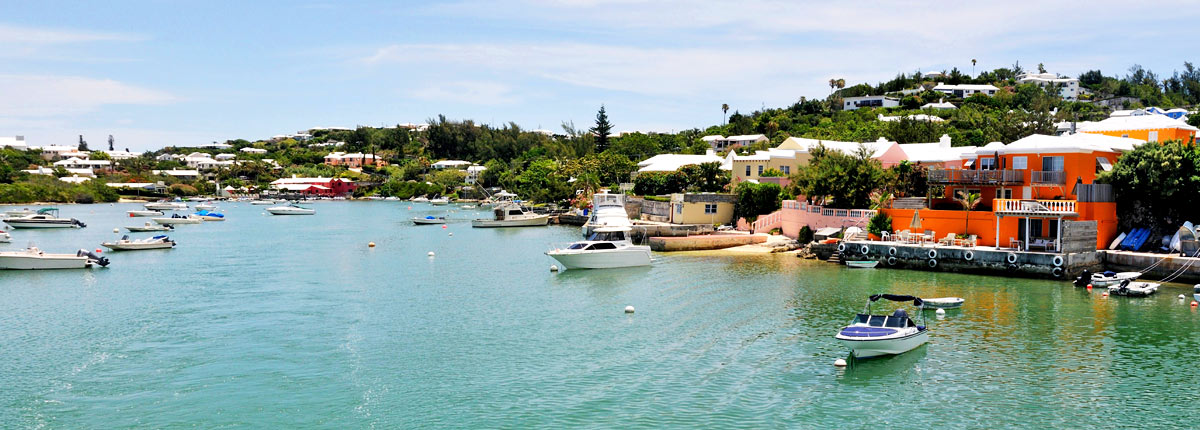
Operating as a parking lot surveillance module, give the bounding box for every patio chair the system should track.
[965,235,978,247]
[938,232,956,246]
[880,231,890,242]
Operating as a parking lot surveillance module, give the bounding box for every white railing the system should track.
[994,199,1076,213]
[751,210,784,232]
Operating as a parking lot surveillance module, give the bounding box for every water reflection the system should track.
[837,345,929,385]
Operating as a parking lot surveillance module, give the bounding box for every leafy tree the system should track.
[867,212,892,237]
[590,105,613,152]
[789,144,885,209]
[954,191,982,235]
[884,161,927,197]
[1099,140,1200,237]
[733,181,782,222]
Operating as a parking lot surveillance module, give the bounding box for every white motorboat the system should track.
[460,204,477,209]
[411,196,430,202]
[582,192,632,237]
[835,294,929,359]
[923,297,964,309]
[1108,280,1160,297]
[1088,270,1142,287]
[471,193,548,228]
[127,210,164,217]
[3,208,35,218]
[0,229,10,243]
[195,203,216,210]
[412,216,447,225]
[3,208,86,229]
[102,234,176,251]
[144,201,189,211]
[126,222,174,232]
[1193,285,1200,303]
[384,196,400,201]
[546,227,652,269]
[430,197,450,205]
[153,214,203,225]
[266,203,316,215]
[0,246,109,269]
[845,260,880,269]
[251,199,277,205]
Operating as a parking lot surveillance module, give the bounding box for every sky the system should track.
[2,0,1198,152]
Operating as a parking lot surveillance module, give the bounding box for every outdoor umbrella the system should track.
[910,209,922,231]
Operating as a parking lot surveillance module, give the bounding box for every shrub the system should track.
[797,225,813,244]
[867,212,893,237]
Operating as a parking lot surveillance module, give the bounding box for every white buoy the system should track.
[113,228,119,233]
[427,251,435,257]
[935,308,946,315]
[550,264,559,272]
[624,305,635,313]
[1180,294,1187,300]
[448,232,453,237]
[834,358,847,367]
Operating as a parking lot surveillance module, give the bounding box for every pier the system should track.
[838,241,1097,280]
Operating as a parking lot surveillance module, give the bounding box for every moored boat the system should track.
[412,216,447,225]
[0,246,109,269]
[835,294,928,359]
[3,208,86,229]
[546,226,652,269]
[471,192,548,228]
[127,210,164,217]
[195,203,217,210]
[144,201,189,211]
[430,197,450,205]
[250,199,276,205]
[582,192,631,237]
[102,235,176,251]
[126,222,174,232]
[153,214,203,225]
[923,297,964,308]
[845,260,880,269]
[0,229,9,243]
[3,208,35,218]
[1088,270,1141,287]
[266,203,316,215]
[1108,280,1159,297]
[193,210,226,221]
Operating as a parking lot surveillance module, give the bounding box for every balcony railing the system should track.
[1031,170,1066,185]
[928,169,1025,185]
[994,199,1076,214]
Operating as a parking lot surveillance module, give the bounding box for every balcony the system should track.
[994,199,1077,216]
[1031,170,1066,185]
[927,169,1024,185]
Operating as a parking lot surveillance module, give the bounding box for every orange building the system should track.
[1078,115,1197,143]
[883,133,1144,251]
[323,152,387,168]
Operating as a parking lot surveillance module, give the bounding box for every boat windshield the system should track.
[567,243,588,250]
[585,242,618,251]
[587,231,628,242]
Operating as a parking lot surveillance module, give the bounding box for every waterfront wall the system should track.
[1102,251,1200,284]
[779,201,875,239]
[839,241,1098,280]
[648,234,765,251]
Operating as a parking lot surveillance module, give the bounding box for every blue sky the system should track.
[2,0,1197,152]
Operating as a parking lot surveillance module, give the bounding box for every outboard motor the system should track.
[1116,279,1131,295]
[72,218,86,228]
[77,249,110,267]
[1073,269,1092,288]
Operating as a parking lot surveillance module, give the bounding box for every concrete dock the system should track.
[1102,250,1200,284]
[839,240,1097,280]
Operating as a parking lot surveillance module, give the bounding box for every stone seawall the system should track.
[648,235,766,252]
[839,241,1098,280]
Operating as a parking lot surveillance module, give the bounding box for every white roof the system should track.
[982,134,1144,156]
[201,143,232,149]
[933,83,1000,91]
[466,165,487,173]
[274,183,329,191]
[1077,115,1199,133]
[240,147,268,153]
[701,135,725,142]
[215,154,236,160]
[432,160,472,168]
[920,101,956,110]
[52,157,110,166]
[778,137,895,159]
[637,152,729,172]
[879,114,944,122]
[106,182,159,189]
[152,169,200,176]
[898,136,976,163]
[58,176,92,184]
[725,134,768,141]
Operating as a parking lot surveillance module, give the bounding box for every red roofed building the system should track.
[269,176,356,196]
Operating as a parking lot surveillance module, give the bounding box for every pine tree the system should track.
[590,105,612,152]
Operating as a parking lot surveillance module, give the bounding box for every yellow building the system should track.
[729,137,905,186]
[669,193,736,225]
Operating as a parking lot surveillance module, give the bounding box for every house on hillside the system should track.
[636,149,731,174]
[728,137,906,186]
[1017,72,1081,100]
[932,83,999,98]
[52,157,111,173]
[0,136,28,150]
[843,95,900,111]
[431,160,473,170]
[269,176,356,197]
[1077,115,1198,143]
[324,152,386,168]
[896,135,977,169]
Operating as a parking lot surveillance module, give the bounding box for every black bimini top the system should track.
[869,294,923,307]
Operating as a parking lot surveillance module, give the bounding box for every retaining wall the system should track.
[839,241,1097,280]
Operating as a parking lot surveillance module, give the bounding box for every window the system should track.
[781,166,790,175]
[1012,156,1028,170]
[1096,157,1113,173]
[996,189,1013,199]
[1042,156,1064,171]
[675,204,682,214]
[704,204,718,214]
[757,165,764,175]
[979,158,997,170]
[1148,131,1159,142]
[587,242,618,250]
[745,165,751,176]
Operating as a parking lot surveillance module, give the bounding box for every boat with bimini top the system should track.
[835,294,929,359]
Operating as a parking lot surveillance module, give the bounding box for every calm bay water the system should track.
[3,201,1200,428]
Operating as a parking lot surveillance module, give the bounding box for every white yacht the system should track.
[471,194,548,228]
[127,210,165,217]
[144,201,189,211]
[102,235,176,251]
[582,192,632,237]
[546,227,652,269]
[126,222,174,232]
[266,203,316,215]
[430,197,450,205]
[411,196,430,203]
[3,208,86,229]
[194,203,217,210]
[0,246,109,269]
[250,199,277,205]
[153,214,203,225]
[835,294,929,359]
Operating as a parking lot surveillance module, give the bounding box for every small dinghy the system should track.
[127,210,164,217]
[102,235,176,251]
[835,294,928,359]
[845,260,879,269]
[923,297,964,308]
[126,222,174,232]
[412,216,447,225]
[1108,279,1160,297]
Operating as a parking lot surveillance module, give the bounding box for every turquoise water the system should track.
[3,202,1200,428]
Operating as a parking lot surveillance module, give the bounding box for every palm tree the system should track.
[721,103,729,125]
[971,58,977,77]
[828,78,837,95]
[955,192,982,235]
[836,78,845,94]
[870,192,894,210]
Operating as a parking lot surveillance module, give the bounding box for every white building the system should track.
[637,149,731,173]
[704,134,768,150]
[0,136,28,150]
[24,166,95,177]
[104,150,140,160]
[466,165,487,184]
[215,153,236,161]
[896,135,977,168]
[200,142,233,150]
[152,169,201,180]
[843,95,900,111]
[431,160,473,170]
[52,157,111,172]
[932,83,1000,98]
[920,100,957,110]
[240,147,268,154]
[1017,72,1081,100]
[182,152,234,170]
[40,145,87,160]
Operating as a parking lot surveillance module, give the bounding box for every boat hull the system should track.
[153,218,201,225]
[1091,272,1141,287]
[412,218,445,225]
[547,248,652,269]
[0,254,91,269]
[3,220,80,229]
[845,261,879,269]
[923,297,964,308]
[266,208,315,215]
[102,242,175,250]
[127,210,164,217]
[471,215,549,228]
[126,226,171,232]
[836,329,929,359]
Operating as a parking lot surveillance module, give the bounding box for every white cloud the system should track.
[0,75,176,117]
[410,81,519,105]
[0,24,143,44]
